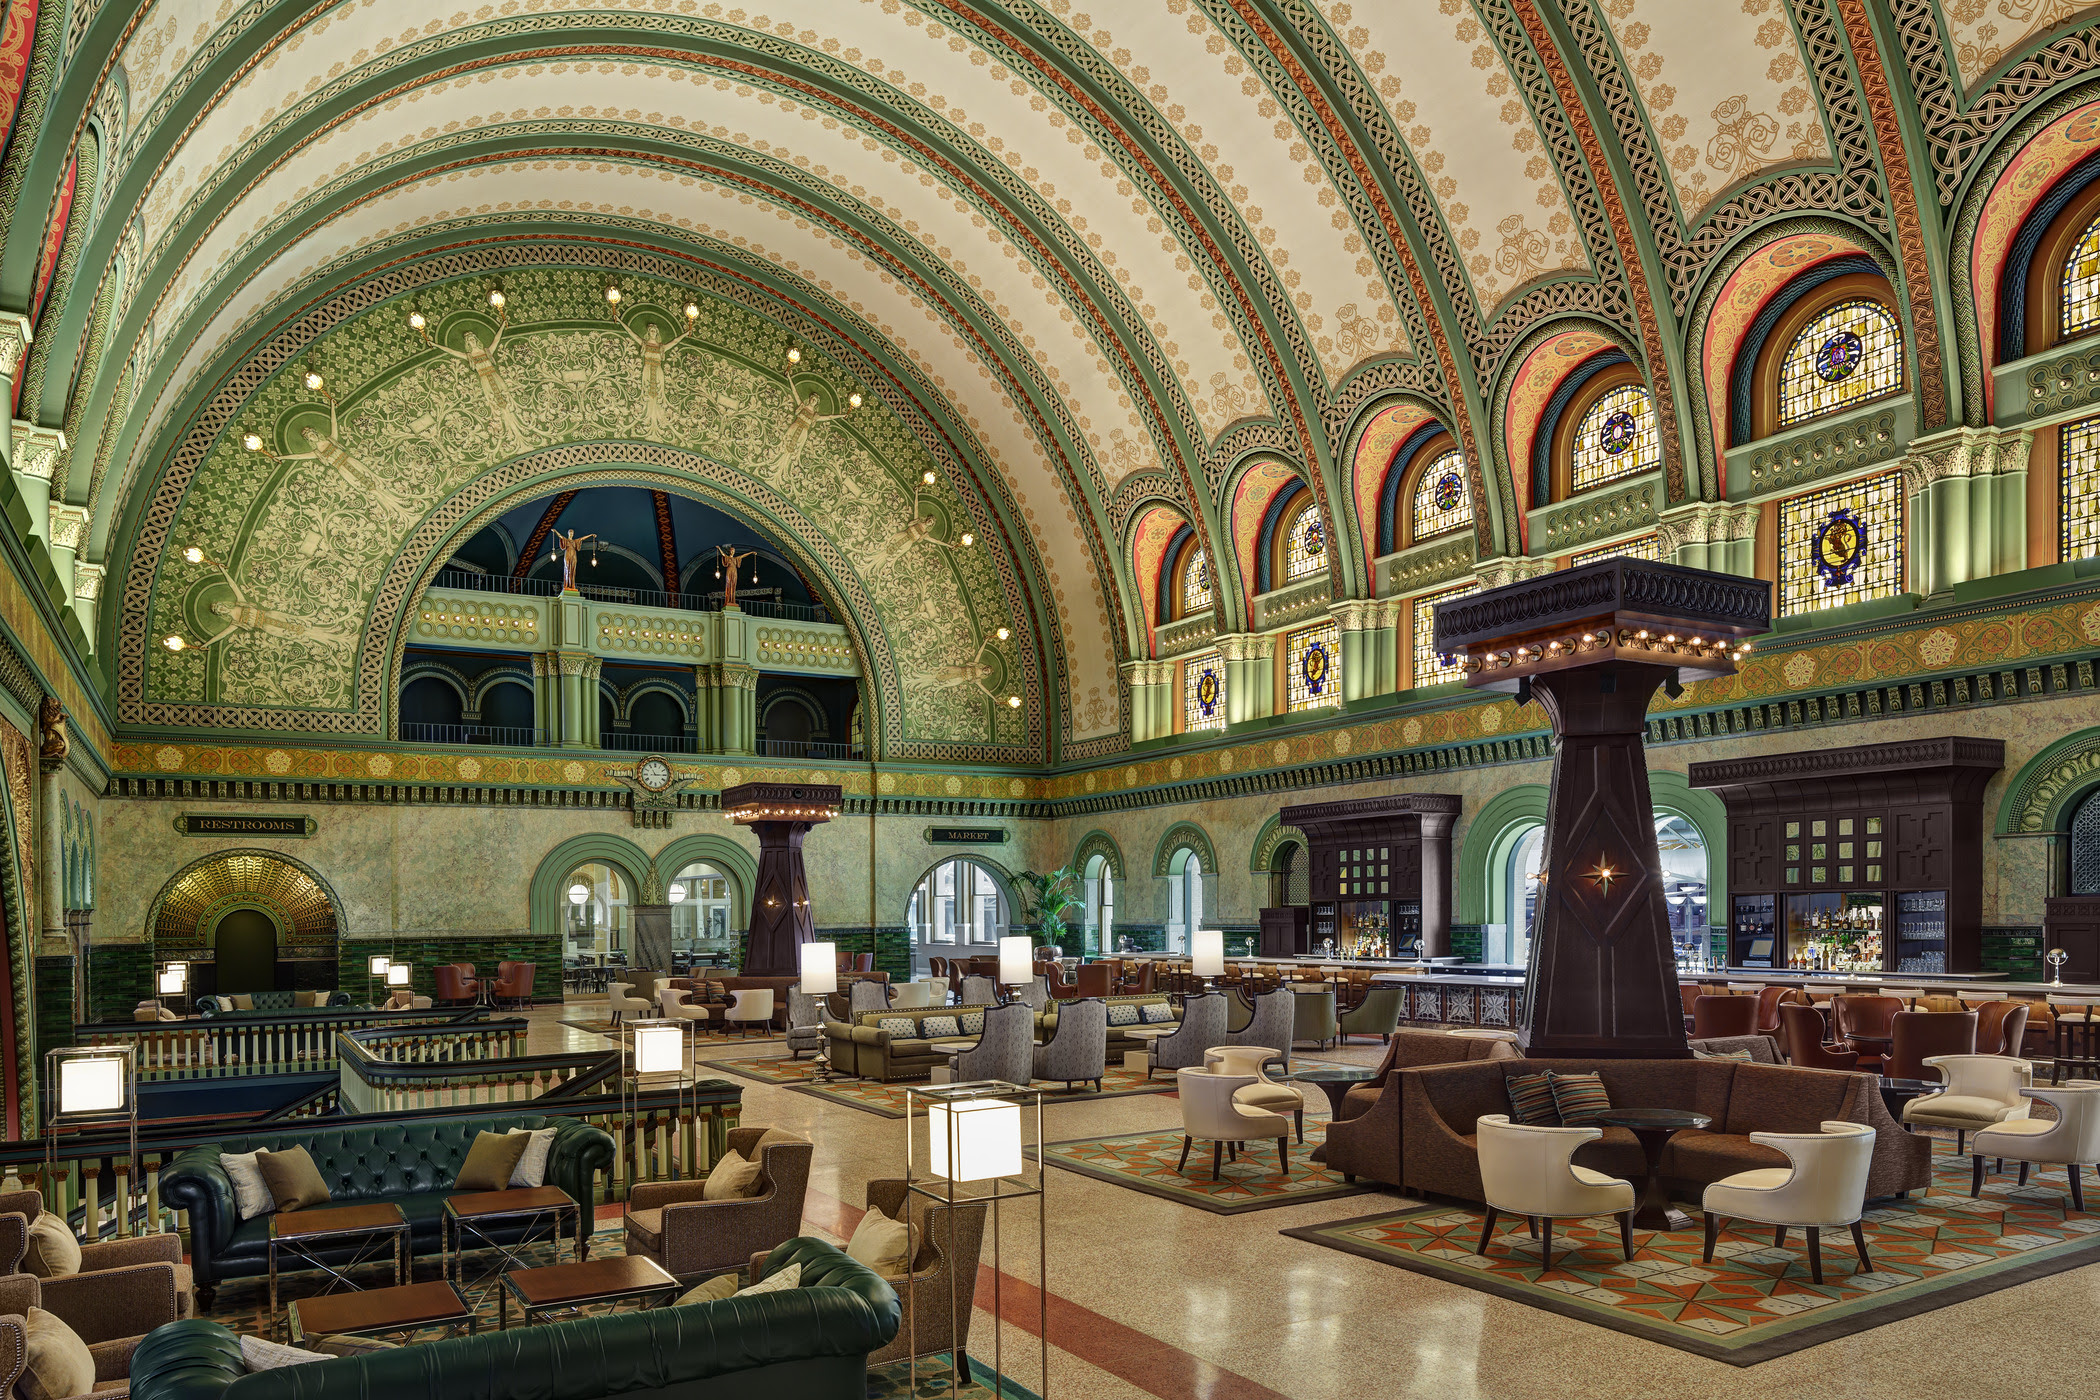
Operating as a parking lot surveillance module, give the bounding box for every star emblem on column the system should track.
[1587,861,1620,895]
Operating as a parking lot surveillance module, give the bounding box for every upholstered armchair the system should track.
[1338,987,1405,1045]
[624,1128,813,1281]
[1290,987,1339,1051]
[959,975,999,1006]
[1780,1003,1857,1070]
[1218,987,1294,1065]
[1474,1114,1636,1272]
[848,980,891,1018]
[1203,1045,1307,1142]
[1974,1001,2031,1057]
[724,988,775,1035]
[1886,1010,1978,1080]
[1176,1069,1290,1179]
[1147,993,1227,1079]
[0,1189,195,1319]
[856,1179,987,1370]
[1755,984,1805,1036]
[491,960,536,1008]
[1902,1053,2031,1154]
[785,986,828,1058]
[433,963,481,1006]
[0,1263,182,1400]
[606,980,653,1026]
[1971,1083,2100,1215]
[889,982,936,1010]
[1031,997,1107,1091]
[1691,995,1757,1039]
[1075,963,1112,998]
[1702,1120,1876,1284]
[1040,962,1079,1000]
[953,1003,1034,1085]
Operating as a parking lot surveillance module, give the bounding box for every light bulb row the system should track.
[1457,630,1751,674]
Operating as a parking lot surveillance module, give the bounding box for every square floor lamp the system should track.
[800,941,839,1082]
[366,954,393,1007]
[385,961,412,1007]
[45,1045,138,1238]
[156,962,187,1016]
[622,1017,696,1183]
[905,1080,1046,1400]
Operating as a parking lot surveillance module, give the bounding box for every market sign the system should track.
[926,826,1006,845]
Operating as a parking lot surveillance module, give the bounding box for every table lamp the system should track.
[1192,929,1224,991]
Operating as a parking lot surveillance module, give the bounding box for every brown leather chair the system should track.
[1754,984,1803,1035]
[852,953,875,973]
[1781,1002,1858,1070]
[1835,994,1905,1068]
[1678,984,1707,1019]
[492,960,536,1008]
[926,956,947,981]
[1691,995,1757,1039]
[1129,962,1157,995]
[1884,1009,1979,1081]
[433,963,481,1006]
[1075,963,1113,998]
[1040,961,1079,1000]
[1975,1001,2029,1056]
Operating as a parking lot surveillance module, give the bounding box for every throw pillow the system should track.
[231,994,255,1011]
[876,1016,918,1039]
[921,1015,961,1038]
[674,1274,740,1307]
[457,1130,531,1192]
[19,1309,93,1400]
[1140,1002,1175,1024]
[1547,1071,1613,1126]
[310,1335,399,1358]
[257,1146,333,1212]
[960,1011,984,1034]
[845,1206,911,1279]
[506,1127,558,1188]
[734,1262,802,1297]
[221,1150,275,1220]
[1692,1047,1754,1062]
[1106,1003,1141,1027]
[238,1335,332,1370]
[22,1212,80,1278]
[1505,1072,1560,1126]
[702,1150,762,1201]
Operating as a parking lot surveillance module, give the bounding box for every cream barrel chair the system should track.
[1971,1082,2100,1215]
[724,987,775,1036]
[889,981,937,1010]
[1175,1068,1291,1180]
[1701,1120,1876,1284]
[606,980,653,1025]
[1474,1114,1636,1272]
[1902,1054,2032,1154]
[659,987,712,1032]
[1203,1045,1309,1143]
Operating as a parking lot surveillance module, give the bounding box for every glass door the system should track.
[1894,891,1947,974]
[1732,894,1777,968]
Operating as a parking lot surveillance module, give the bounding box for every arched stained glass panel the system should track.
[1281,502,1327,582]
[1776,300,1904,428]
[1570,385,1659,492]
[1409,450,1472,542]
[1180,548,1212,614]
[1182,651,1225,732]
[2064,211,2100,339]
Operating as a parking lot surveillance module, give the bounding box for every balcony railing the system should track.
[433,570,833,623]
[75,1007,493,1081]
[756,739,862,760]
[601,732,697,753]
[398,722,547,746]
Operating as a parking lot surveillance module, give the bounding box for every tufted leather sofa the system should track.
[127,1237,900,1400]
[194,990,352,1016]
[159,1112,612,1308]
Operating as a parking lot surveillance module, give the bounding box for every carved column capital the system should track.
[1216,631,1274,663]
[1471,555,1552,591]
[9,424,65,482]
[0,314,31,370]
[47,505,87,551]
[71,562,103,602]
[1328,598,1376,632]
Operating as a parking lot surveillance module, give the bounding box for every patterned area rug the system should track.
[1281,1135,2100,1365]
[1036,1123,1377,1214]
[560,1017,784,1045]
[698,1052,1178,1119]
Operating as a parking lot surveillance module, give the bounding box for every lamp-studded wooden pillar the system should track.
[722,782,842,975]
[1432,562,1770,1058]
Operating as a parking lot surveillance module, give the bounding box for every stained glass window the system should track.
[1411,584,1477,689]
[1778,472,1904,616]
[1776,300,1904,428]
[1182,651,1225,732]
[2064,211,2100,339]
[1179,547,1212,616]
[1281,499,1327,582]
[1409,450,1472,543]
[1284,621,1341,712]
[1570,384,1660,492]
[2064,415,2100,560]
[1570,535,1663,567]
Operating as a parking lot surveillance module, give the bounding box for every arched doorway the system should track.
[212,909,280,993]
[144,851,343,1004]
[907,858,1009,969]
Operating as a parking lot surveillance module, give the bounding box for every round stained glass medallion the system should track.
[1301,516,1325,556]
[1193,557,1209,591]
[1433,472,1464,511]
[1599,409,1638,456]
[1812,507,1868,588]
[1302,642,1330,695]
[1815,329,1865,383]
[1196,668,1221,716]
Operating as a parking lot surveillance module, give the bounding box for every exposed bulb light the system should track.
[163,635,186,652]
[603,283,622,305]
[785,345,802,365]
[487,288,506,310]
[407,310,427,330]
[959,532,975,547]
[242,433,263,452]
[922,470,937,486]
[303,370,324,392]
[1007,695,1022,708]
[684,301,700,320]
[995,627,1010,641]
[183,546,204,564]
[847,390,863,408]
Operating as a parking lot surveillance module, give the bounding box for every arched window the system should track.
[1408,449,1472,544]
[907,858,1007,949]
[1569,384,1659,493]
[1166,850,1206,954]
[2064,209,2100,340]
[564,862,633,956]
[1276,495,1328,583]
[667,861,737,955]
[1775,299,1903,428]
[1182,651,1225,732]
[1656,813,1710,966]
[1178,546,1212,617]
[1501,824,1545,968]
[2070,788,2100,895]
[1082,854,1115,956]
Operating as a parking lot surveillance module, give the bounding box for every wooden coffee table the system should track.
[268,1202,410,1324]
[498,1254,682,1329]
[443,1186,584,1300]
[288,1281,475,1345]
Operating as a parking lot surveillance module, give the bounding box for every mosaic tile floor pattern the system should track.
[1282,1135,2100,1364]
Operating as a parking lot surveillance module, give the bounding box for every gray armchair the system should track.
[953,1003,1034,1085]
[960,975,999,1006]
[1031,997,1107,1091]
[1338,986,1406,1044]
[1219,987,1295,1069]
[849,980,890,1017]
[623,1127,812,1281]
[786,985,828,1059]
[1291,987,1339,1051]
[857,1180,987,1372]
[1148,993,1227,1079]
[1014,977,1050,1012]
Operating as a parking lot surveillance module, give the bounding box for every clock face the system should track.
[637,757,674,792]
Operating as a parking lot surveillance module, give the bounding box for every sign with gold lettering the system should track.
[174,814,317,838]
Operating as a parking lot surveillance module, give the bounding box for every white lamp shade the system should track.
[1192,929,1225,978]
[386,963,411,986]
[632,1022,685,1075]
[367,954,392,976]
[57,1056,127,1115]
[926,1098,1023,1182]
[569,883,590,905]
[800,941,839,996]
[157,968,186,995]
[998,935,1032,986]
[163,961,187,974]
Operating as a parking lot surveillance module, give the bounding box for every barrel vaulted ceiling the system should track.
[6,0,2100,763]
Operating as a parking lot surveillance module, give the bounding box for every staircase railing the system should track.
[74,1007,491,1080]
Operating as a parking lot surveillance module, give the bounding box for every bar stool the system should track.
[2048,996,2100,1085]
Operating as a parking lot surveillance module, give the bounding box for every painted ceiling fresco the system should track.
[5,0,2100,763]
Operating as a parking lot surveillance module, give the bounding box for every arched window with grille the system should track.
[1568,384,1659,493]
[1276,494,1327,583]
[1775,299,1904,428]
[2065,209,2100,341]
[1408,449,1472,544]
[1178,547,1212,616]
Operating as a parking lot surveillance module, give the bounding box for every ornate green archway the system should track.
[527,834,654,945]
[651,834,758,930]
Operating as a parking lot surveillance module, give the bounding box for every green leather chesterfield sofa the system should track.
[126,1238,900,1400]
[159,1113,613,1308]
[195,991,352,1016]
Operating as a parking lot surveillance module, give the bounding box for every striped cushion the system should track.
[1506,1072,1559,1126]
[1547,1071,1613,1126]
[1692,1047,1753,1062]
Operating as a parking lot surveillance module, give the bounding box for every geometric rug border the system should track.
[696,1059,1179,1122]
[1031,1133,1389,1215]
[561,1019,785,1046]
[1279,1199,2100,1366]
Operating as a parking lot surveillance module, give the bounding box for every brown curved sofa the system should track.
[1314,1031,1519,1187]
[1398,1056,1932,1205]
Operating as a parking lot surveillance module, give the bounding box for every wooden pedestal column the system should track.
[1433,561,1770,1058]
[722,782,842,976]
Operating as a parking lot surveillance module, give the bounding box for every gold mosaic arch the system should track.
[146,850,342,951]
